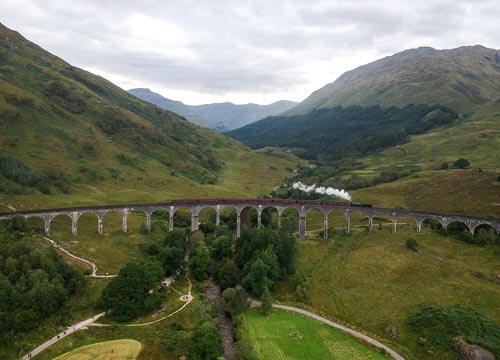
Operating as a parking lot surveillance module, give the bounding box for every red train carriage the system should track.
[171,198,352,207]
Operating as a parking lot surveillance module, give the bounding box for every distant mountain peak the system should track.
[128,88,297,131]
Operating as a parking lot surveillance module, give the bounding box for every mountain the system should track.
[128,88,297,131]
[227,45,500,218]
[286,45,500,115]
[227,104,458,159]
[0,23,298,211]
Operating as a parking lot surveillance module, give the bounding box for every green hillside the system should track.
[227,103,458,159]
[346,99,500,217]
[287,46,500,115]
[0,23,299,211]
[226,45,500,218]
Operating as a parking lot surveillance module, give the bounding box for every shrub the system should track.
[260,286,273,316]
[408,305,500,356]
[406,238,418,251]
[453,158,470,169]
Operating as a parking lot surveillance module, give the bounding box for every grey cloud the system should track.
[2,0,500,103]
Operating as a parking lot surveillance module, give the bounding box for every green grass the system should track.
[53,339,142,360]
[0,23,301,212]
[243,309,390,359]
[347,100,500,217]
[274,228,500,359]
[33,294,210,360]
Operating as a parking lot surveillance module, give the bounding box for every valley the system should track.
[0,15,499,360]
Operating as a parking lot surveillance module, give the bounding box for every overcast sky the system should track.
[2,0,500,105]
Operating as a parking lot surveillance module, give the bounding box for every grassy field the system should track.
[53,339,142,360]
[31,295,207,360]
[274,228,500,359]
[345,101,500,217]
[0,144,299,212]
[243,309,390,360]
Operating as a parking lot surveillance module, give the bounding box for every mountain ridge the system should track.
[128,87,297,131]
[286,45,500,115]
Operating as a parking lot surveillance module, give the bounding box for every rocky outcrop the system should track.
[453,337,496,360]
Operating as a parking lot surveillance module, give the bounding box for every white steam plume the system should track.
[291,182,352,201]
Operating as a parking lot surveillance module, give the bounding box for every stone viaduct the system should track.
[0,199,499,240]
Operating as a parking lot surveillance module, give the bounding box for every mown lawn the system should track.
[53,339,141,360]
[243,309,390,360]
[274,228,500,360]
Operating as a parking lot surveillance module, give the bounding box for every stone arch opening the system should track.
[305,208,325,239]
[422,218,442,232]
[240,206,258,231]
[328,209,346,236]
[447,220,471,235]
[445,220,474,243]
[102,210,124,235]
[49,213,73,235]
[396,215,418,233]
[371,213,393,233]
[220,206,237,232]
[473,223,499,244]
[76,212,100,236]
[199,206,217,234]
[26,215,45,233]
[350,210,371,233]
[150,207,170,232]
[173,207,192,229]
[261,206,278,229]
[281,207,299,234]
[127,210,148,233]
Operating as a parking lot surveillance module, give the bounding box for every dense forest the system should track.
[227,104,458,160]
[0,218,83,342]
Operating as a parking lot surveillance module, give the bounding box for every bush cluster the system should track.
[0,218,83,341]
[0,152,71,194]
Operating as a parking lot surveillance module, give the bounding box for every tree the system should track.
[260,286,272,316]
[212,235,231,261]
[188,321,223,360]
[218,259,240,290]
[189,241,211,281]
[189,230,206,252]
[221,287,248,317]
[100,258,163,321]
[160,245,185,276]
[291,270,310,302]
[453,158,470,169]
[242,257,273,297]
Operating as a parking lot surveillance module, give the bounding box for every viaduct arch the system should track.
[1,199,499,240]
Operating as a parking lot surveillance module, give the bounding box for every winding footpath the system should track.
[20,313,106,360]
[20,237,193,359]
[42,236,116,278]
[272,304,405,360]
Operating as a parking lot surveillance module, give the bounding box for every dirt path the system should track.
[20,313,106,360]
[42,236,116,278]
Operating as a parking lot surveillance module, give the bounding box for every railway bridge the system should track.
[0,199,499,240]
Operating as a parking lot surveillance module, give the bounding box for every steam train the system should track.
[170,198,372,208]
